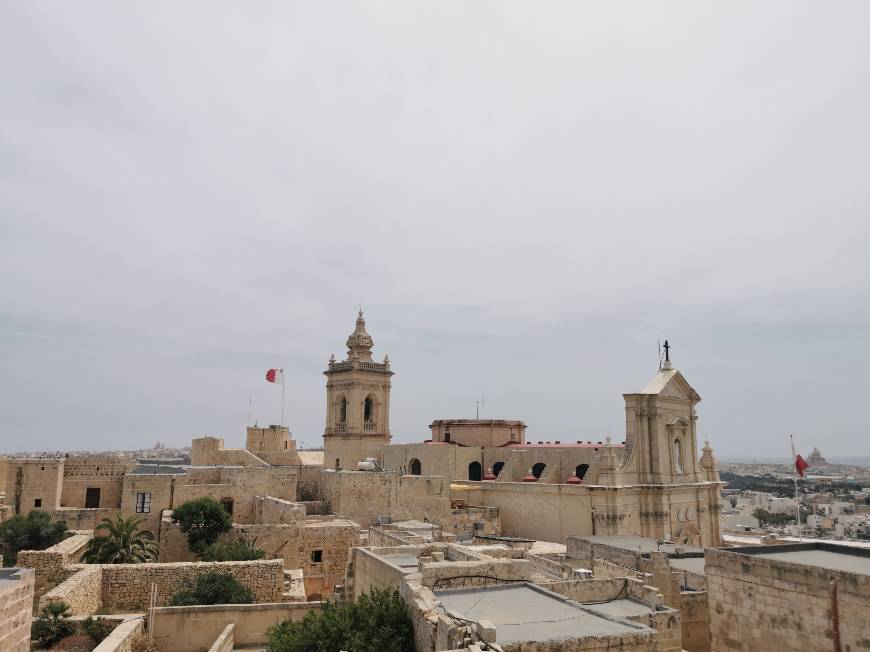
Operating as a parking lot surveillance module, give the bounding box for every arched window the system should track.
[468,461,482,481]
[532,463,546,479]
[364,396,374,422]
[409,458,422,475]
[220,497,234,515]
[673,439,684,474]
[575,464,589,480]
[337,395,347,423]
[492,461,505,477]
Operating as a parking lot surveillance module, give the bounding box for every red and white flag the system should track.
[795,454,809,477]
[265,368,284,385]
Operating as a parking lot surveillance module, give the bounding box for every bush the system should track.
[0,510,70,566]
[198,537,265,562]
[82,616,114,644]
[169,572,254,606]
[268,589,414,652]
[171,497,232,553]
[31,600,76,648]
[52,633,97,650]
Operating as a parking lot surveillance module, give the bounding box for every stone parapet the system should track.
[0,568,35,652]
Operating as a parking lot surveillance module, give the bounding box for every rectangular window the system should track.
[311,550,323,563]
[34,498,42,508]
[135,492,151,513]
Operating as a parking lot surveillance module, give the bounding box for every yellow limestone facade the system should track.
[323,311,393,469]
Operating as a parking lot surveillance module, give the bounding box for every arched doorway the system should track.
[220,497,234,515]
[492,461,505,478]
[409,458,422,475]
[532,463,546,479]
[468,461,482,481]
[575,464,589,480]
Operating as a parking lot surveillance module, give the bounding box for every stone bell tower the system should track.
[323,311,393,469]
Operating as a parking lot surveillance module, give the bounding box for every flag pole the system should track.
[789,435,802,541]
[281,369,285,427]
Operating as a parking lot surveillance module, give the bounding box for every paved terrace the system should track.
[435,583,652,645]
[728,541,870,575]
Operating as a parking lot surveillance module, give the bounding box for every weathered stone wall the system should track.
[321,470,450,527]
[438,506,500,539]
[120,473,175,533]
[540,577,661,606]
[4,459,64,514]
[150,601,321,651]
[253,496,305,525]
[41,564,103,615]
[680,591,710,652]
[420,558,530,590]
[706,547,870,651]
[296,464,323,501]
[0,568,34,652]
[453,481,598,543]
[101,560,285,611]
[54,507,118,531]
[60,457,135,509]
[191,436,268,467]
[350,547,415,600]
[17,531,92,591]
[92,616,145,652]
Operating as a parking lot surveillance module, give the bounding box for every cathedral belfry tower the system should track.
[323,311,393,469]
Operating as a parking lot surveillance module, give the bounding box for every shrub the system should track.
[171,497,232,553]
[52,633,97,650]
[81,516,158,564]
[169,572,254,606]
[268,589,414,652]
[31,600,76,648]
[198,537,265,562]
[82,616,114,644]
[0,510,70,566]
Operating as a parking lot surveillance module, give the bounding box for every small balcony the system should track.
[363,422,376,431]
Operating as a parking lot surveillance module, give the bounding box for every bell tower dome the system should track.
[323,311,393,469]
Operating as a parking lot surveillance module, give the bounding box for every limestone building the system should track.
[323,311,393,469]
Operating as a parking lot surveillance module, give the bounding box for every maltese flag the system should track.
[265,368,284,385]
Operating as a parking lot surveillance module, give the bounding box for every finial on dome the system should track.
[384,353,390,364]
[329,353,336,364]
[346,310,374,361]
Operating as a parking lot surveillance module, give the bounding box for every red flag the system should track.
[795,454,809,477]
[265,368,284,385]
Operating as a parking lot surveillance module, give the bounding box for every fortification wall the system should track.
[0,568,34,652]
[41,564,103,615]
[707,547,870,651]
[321,470,450,527]
[253,496,305,525]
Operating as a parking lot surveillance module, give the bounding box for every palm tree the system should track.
[81,515,158,563]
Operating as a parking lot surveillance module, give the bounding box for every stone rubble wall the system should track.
[706,547,870,651]
[40,564,103,615]
[0,568,34,652]
[17,531,93,591]
[101,559,285,611]
[438,506,500,539]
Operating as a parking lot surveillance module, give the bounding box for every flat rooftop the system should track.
[583,597,656,620]
[669,557,706,574]
[435,584,651,645]
[730,542,870,575]
[377,554,420,572]
[578,535,704,557]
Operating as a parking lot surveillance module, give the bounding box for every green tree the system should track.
[198,537,265,562]
[171,497,232,553]
[82,616,114,644]
[31,600,76,648]
[169,572,254,606]
[81,515,158,564]
[268,589,414,652]
[0,510,70,566]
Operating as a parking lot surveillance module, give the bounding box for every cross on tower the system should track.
[663,340,671,362]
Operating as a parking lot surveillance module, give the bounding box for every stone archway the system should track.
[675,523,701,547]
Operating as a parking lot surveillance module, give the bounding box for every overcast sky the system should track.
[2,3,868,459]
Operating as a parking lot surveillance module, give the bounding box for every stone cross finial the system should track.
[663,340,670,362]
